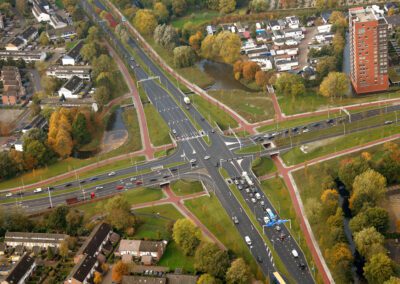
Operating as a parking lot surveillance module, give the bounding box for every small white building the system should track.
[47,65,91,80]
[32,3,51,23]
[283,28,304,39]
[62,40,83,66]
[286,16,300,29]
[49,14,67,29]
[58,75,84,99]
[317,24,332,33]
[275,59,299,71]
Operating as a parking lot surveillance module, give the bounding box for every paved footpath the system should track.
[131,186,226,250]
[271,133,400,284]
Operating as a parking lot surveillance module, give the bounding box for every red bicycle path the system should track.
[271,133,400,284]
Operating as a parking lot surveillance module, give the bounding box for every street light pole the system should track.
[48,187,53,208]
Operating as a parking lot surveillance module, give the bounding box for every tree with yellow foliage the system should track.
[133,9,157,35]
[319,72,349,99]
[112,261,128,283]
[93,271,103,284]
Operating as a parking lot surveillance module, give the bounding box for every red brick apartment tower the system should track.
[349,7,389,94]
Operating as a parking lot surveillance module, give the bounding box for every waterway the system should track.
[196,59,255,92]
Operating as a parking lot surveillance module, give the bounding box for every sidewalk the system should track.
[131,186,226,250]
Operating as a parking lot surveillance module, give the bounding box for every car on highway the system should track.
[80,180,86,184]
[257,255,263,263]
[48,187,54,191]
[150,178,157,182]
[108,171,116,176]
[189,158,197,163]
[172,129,177,135]
[89,177,98,181]
[385,120,393,125]
[33,188,42,193]
[298,261,306,270]
[95,186,104,190]
[245,236,252,245]
[5,193,12,198]
[251,198,257,203]
[237,185,243,190]
[170,168,178,172]
[275,225,281,232]
[291,249,299,258]
[255,193,261,200]
[130,177,137,181]
[302,128,309,133]
[263,216,270,224]
[326,119,334,124]
[65,183,72,187]
[292,127,299,132]
[125,182,133,187]
[116,185,124,190]
[204,155,210,160]
[260,200,265,206]
[232,216,239,224]
[135,180,143,185]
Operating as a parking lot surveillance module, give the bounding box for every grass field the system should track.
[55,0,64,8]
[235,144,264,154]
[281,118,400,166]
[189,93,239,130]
[278,89,400,115]
[133,203,182,240]
[144,104,172,147]
[261,178,323,284]
[208,89,275,123]
[170,9,220,29]
[171,180,204,196]
[251,157,277,177]
[185,194,263,278]
[77,187,164,218]
[159,241,195,272]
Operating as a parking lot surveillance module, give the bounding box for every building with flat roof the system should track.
[6,37,26,51]
[62,40,84,66]
[1,253,36,284]
[349,6,389,94]
[58,75,84,99]
[47,65,91,80]
[0,50,47,62]
[47,26,76,41]
[5,232,69,249]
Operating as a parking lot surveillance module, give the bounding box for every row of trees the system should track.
[305,142,400,283]
[172,219,252,283]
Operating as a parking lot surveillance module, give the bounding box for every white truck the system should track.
[242,171,254,186]
[183,96,190,104]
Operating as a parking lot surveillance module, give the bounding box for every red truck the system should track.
[116,185,124,190]
[66,197,79,205]
[90,192,96,199]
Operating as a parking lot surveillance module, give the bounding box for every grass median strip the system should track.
[252,157,277,177]
[144,104,172,147]
[170,179,204,196]
[185,194,263,278]
[235,144,264,155]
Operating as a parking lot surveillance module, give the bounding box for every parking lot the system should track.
[298,27,319,69]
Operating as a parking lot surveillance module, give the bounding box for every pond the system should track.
[196,59,255,92]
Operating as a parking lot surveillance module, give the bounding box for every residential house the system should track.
[117,240,167,265]
[206,25,217,35]
[6,38,26,51]
[47,26,76,41]
[1,253,36,284]
[275,58,299,71]
[58,75,84,99]
[0,13,4,30]
[14,141,23,152]
[317,24,332,33]
[5,232,69,249]
[272,29,285,41]
[62,40,84,65]
[49,14,67,29]
[286,16,300,29]
[47,65,91,80]
[283,28,304,40]
[321,11,332,24]
[269,20,281,31]
[245,45,270,58]
[384,2,399,13]
[32,0,51,23]
[1,66,25,105]
[20,27,39,43]
[64,254,98,284]
[0,50,47,62]
[384,15,400,33]
[314,32,334,44]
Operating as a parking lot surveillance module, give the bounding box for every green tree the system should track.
[172,219,201,255]
[226,258,252,284]
[87,26,100,42]
[364,253,394,284]
[104,195,136,231]
[350,207,389,234]
[41,76,61,96]
[216,31,241,64]
[112,261,128,283]
[39,32,50,46]
[153,2,169,23]
[94,86,111,107]
[320,189,339,217]
[249,0,269,12]
[80,42,99,62]
[338,157,370,191]
[384,277,400,284]
[172,0,187,16]
[354,227,385,259]
[72,113,91,145]
[173,46,197,68]
[66,209,83,235]
[134,9,157,35]
[194,242,230,278]
[219,0,236,13]
[316,56,337,79]
[275,73,305,97]
[350,169,387,214]
[319,72,349,99]
[24,140,47,168]
[207,0,220,10]
[154,24,179,50]
[59,239,69,259]
[197,274,219,284]
[92,55,115,79]
[46,205,69,232]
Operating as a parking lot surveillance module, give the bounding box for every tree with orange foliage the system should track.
[112,261,128,283]
[320,189,339,216]
[93,271,103,284]
[242,61,260,81]
[189,31,203,51]
[255,70,271,88]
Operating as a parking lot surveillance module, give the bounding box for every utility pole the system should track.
[48,187,53,208]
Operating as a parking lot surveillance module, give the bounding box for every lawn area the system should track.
[77,187,164,218]
[170,9,220,29]
[189,93,238,130]
[145,36,215,89]
[261,178,324,284]
[208,89,275,123]
[55,0,64,8]
[159,241,195,273]
[154,147,176,158]
[277,88,400,115]
[144,104,172,147]
[184,195,263,278]
[280,117,400,166]
[133,204,183,240]
[251,157,276,177]
[234,144,264,154]
[170,179,204,196]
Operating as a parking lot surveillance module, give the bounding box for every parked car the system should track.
[108,171,116,176]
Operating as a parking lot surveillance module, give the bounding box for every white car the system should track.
[255,193,261,200]
[108,171,116,176]
[251,198,257,203]
[33,188,42,193]
[302,128,309,133]
[189,159,197,163]
[291,249,299,258]
[245,236,252,246]
[204,155,210,160]
[5,193,12,198]
[95,186,103,190]
[130,177,137,182]
[263,216,270,224]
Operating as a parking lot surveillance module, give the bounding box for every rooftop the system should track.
[69,254,97,283]
[122,276,167,284]
[77,222,111,257]
[65,40,84,60]
[5,253,35,283]
[5,231,69,244]
[62,75,83,92]
[20,27,38,40]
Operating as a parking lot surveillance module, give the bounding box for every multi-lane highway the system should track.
[3,0,400,282]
